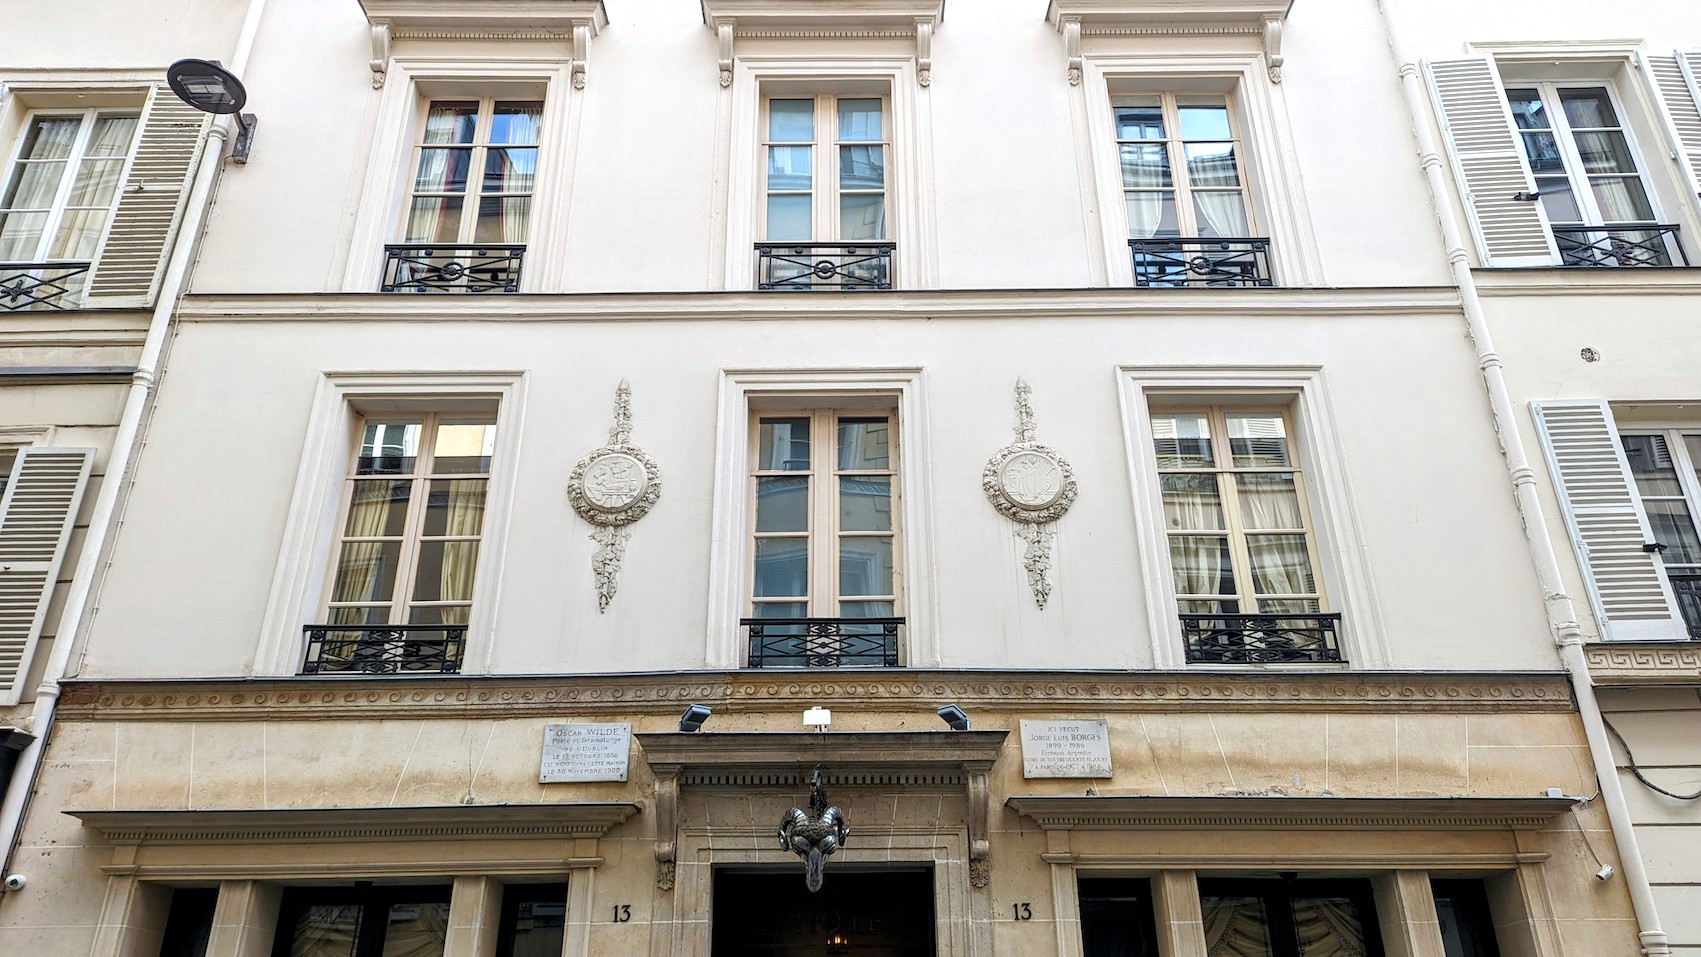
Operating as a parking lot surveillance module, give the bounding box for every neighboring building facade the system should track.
[0,1,1685,956]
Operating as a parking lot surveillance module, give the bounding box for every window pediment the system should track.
[358,0,608,88]
[1046,0,1293,83]
[699,0,945,86]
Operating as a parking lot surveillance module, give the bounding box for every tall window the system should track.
[764,96,887,242]
[0,111,138,263]
[1078,877,1161,957]
[1150,408,1323,615]
[1198,878,1384,957]
[1620,431,1701,637]
[326,415,496,630]
[1114,93,1249,241]
[273,886,451,957]
[749,408,899,622]
[404,99,540,246]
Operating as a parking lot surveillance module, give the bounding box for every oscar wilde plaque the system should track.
[1019,719,1112,778]
[540,722,632,782]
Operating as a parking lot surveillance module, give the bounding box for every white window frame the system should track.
[760,94,891,243]
[340,58,577,293]
[1503,80,1663,231]
[399,97,543,247]
[0,107,139,264]
[257,372,528,676]
[708,369,935,668]
[1079,54,1322,287]
[1111,90,1257,241]
[717,58,937,290]
[1619,425,1701,629]
[1117,367,1384,668]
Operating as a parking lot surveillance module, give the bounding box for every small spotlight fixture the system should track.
[678,704,712,733]
[803,706,832,728]
[166,58,258,163]
[936,704,970,731]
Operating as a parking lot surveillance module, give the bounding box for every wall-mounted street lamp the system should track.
[166,58,257,163]
[678,704,712,733]
[936,704,971,731]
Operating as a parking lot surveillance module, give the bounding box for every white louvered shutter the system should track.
[84,83,210,305]
[1424,58,1559,267]
[0,448,92,705]
[1531,402,1686,641]
[1645,53,1701,210]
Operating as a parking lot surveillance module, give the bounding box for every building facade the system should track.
[0,1,1693,955]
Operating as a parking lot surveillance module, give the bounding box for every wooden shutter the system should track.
[1531,401,1686,641]
[85,83,210,305]
[0,448,92,705]
[1424,58,1559,267]
[1645,53,1701,209]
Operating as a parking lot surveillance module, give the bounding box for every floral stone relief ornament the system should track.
[982,378,1077,608]
[568,380,662,611]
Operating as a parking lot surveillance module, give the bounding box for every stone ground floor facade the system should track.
[0,671,1635,956]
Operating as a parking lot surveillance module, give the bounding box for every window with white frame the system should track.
[757,95,893,291]
[0,110,138,303]
[746,403,901,666]
[1620,430,1701,637]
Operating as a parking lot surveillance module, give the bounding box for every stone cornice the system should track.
[1472,266,1701,297]
[172,286,1464,324]
[636,730,1009,771]
[358,0,606,34]
[67,803,639,845]
[1005,795,1576,831]
[1583,642,1701,686]
[56,671,1575,722]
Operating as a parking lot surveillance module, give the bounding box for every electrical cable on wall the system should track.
[1603,717,1701,801]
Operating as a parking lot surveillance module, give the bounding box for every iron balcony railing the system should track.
[0,261,91,311]
[301,624,466,674]
[1553,224,1686,268]
[1130,237,1273,288]
[381,244,524,293]
[756,242,894,291]
[742,617,903,668]
[1671,574,1701,641]
[1180,612,1344,664]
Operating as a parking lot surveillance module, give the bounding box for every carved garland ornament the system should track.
[982,379,1077,608]
[568,380,662,611]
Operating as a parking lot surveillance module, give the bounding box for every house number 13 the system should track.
[612,904,632,922]
[1012,903,1033,920]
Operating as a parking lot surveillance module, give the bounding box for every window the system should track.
[382,98,541,293]
[1078,877,1161,957]
[756,95,893,290]
[304,414,497,674]
[1620,430,1701,638]
[272,885,452,957]
[1197,878,1384,957]
[495,884,568,957]
[1150,406,1338,664]
[1432,880,1504,957]
[745,405,901,666]
[0,110,138,307]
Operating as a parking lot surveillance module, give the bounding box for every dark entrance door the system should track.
[711,866,936,957]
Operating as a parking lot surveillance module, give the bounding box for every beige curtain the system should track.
[333,480,397,613]
[379,903,450,957]
[1193,190,1249,239]
[49,115,137,259]
[434,478,486,623]
[290,905,360,957]
[1291,898,1368,957]
[1202,898,1271,956]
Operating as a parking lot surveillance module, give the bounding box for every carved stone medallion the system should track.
[982,379,1077,608]
[569,381,662,611]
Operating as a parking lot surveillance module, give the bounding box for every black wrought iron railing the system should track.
[1671,574,1701,641]
[301,624,466,674]
[742,617,903,668]
[381,244,524,293]
[1130,237,1273,288]
[755,242,894,291]
[1553,224,1686,268]
[1180,613,1343,664]
[0,261,91,311]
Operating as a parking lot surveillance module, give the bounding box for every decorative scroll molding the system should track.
[1006,795,1577,832]
[358,0,607,85]
[702,0,944,87]
[567,380,662,611]
[983,379,1077,607]
[1062,17,1083,85]
[572,22,592,88]
[57,672,1577,723]
[1046,0,1292,83]
[915,20,934,87]
[718,21,735,87]
[369,25,391,88]
[1263,14,1284,83]
[1584,641,1701,685]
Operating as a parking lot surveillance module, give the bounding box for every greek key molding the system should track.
[1583,641,1701,685]
[56,671,1574,722]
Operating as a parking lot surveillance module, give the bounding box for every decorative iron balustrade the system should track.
[1671,574,1701,641]
[742,617,903,668]
[1552,224,1686,267]
[755,243,894,291]
[0,261,91,311]
[301,624,466,674]
[381,244,524,293]
[1180,612,1343,664]
[1130,237,1273,288]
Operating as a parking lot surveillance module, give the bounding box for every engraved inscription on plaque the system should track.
[582,452,648,512]
[540,722,632,782]
[999,450,1065,510]
[1019,719,1112,778]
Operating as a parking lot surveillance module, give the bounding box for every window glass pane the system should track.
[756,475,809,532]
[1687,435,1701,485]
[1258,597,1322,614]
[1247,534,1317,595]
[1433,880,1503,957]
[1520,131,1566,174]
[837,99,882,141]
[65,158,126,206]
[1644,500,1701,565]
[1589,176,1654,222]
[0,212,46,260]
[769,99,813,141]
[754,538,808,597]
[412,540,481,602]
[379,901,449,957]
[1161,474,1224,530]
[1227,413,1291,467]
[289,904,364,957]
[1151,413,1214,468]
[404,197,464,244]
[840,599,894,618]
[840,537,894,597]
[85,115,138,158]
[1572,131,1636,175]
[422,479,488,536]
[839,193,886,241]
[1623,435,1682,495]
[840,476,892,531]
[483,147,537,193]
[1125,192,1178,239]
[20,116,81,160]
[423,102,478,144]
[1292,897,1366,957]
[1170,536,1236,596]
[415,148,471,192]
[840,144,885,190]
[475,195,531,244]
[766,194,812,242]
[1185,143,1240,187]
[433,422,495,474]
[1559,88,1619,129]
[346,479,412,537]
[1078,878,1162,957]
[838,418,891,469]
[1120,144,1172,187]
[410,604,470,626]
[753,600,807,618]
[1535,176,1580,223]
[758,417,811,470]
[489,101,543,145]
[1505,90,1549,130]
[1237,473,1304,530]
[498,885,567,957]
[3,161,69,211]
[767,145,813,190]
[329,605,389,626]
[48,209,109,259]
[1192,192,1249,238]
[1113,97,1165,139]
[333,541,402,602]
[1200,896,1272,956]
[1177,100,1232,140]
[359,422,423,474]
